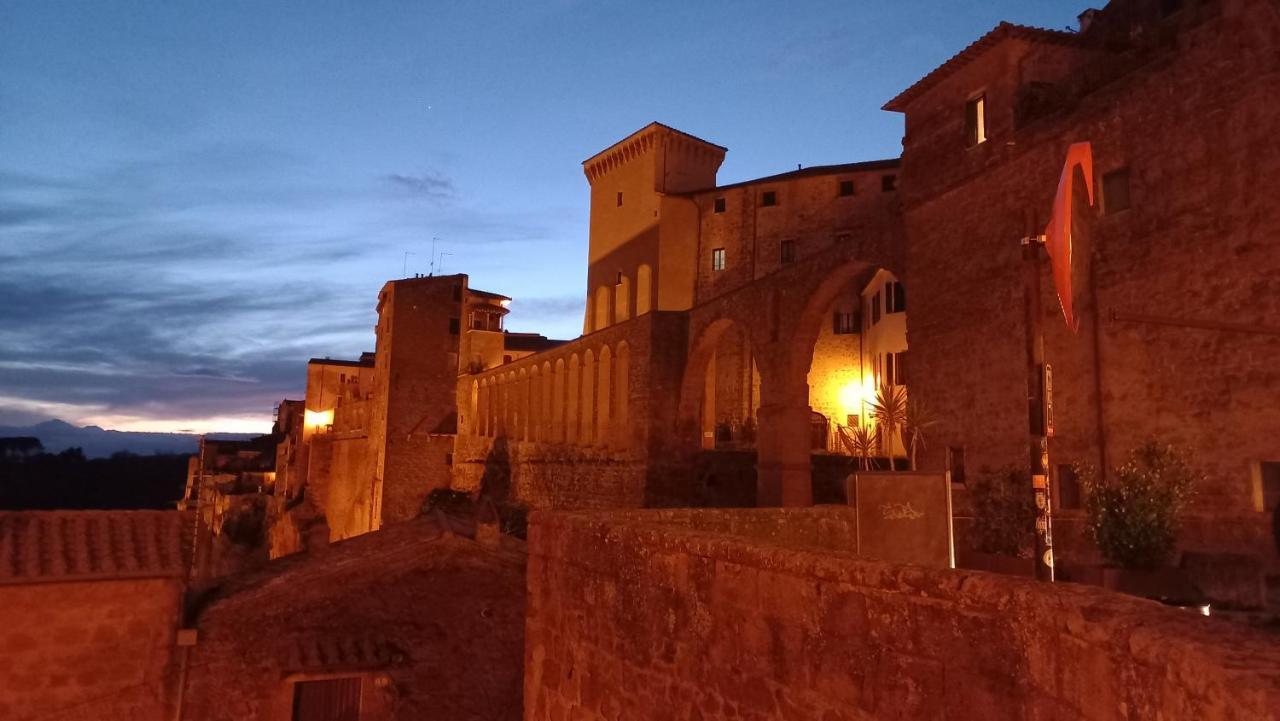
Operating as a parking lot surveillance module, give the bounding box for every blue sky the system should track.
[0,0,1085,433]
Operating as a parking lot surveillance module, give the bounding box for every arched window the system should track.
[553,358,566,442]
[636,264,652,316]
[567,354,580,444]
[582,350,596,445]
[469,380,479,436]
[615,274,631,323]
[594,286,611,331]
[528,366,540,442]
[542,361,554,442]
[517,369,529,441]
[597,345,612,447]
[615,342,630,448]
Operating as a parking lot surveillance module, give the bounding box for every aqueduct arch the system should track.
[680,238,903,506]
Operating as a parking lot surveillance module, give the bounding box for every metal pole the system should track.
[1022,231,1055,582]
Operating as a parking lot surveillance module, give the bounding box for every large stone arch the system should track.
[677,316,762,451]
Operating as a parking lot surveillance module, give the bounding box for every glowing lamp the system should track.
[304,409,334,428]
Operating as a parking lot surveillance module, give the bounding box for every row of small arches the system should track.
[468,342,631,449]
[587,264,652,333]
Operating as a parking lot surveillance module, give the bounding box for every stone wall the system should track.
[0,578,182,721]
[898,0,1280,569]
[182,519,526,721]
[525,508,1280,721]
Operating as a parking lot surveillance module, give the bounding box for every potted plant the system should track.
[868,383,907,471]
[903,396,938,471]
[964,466,1036,575]
[1078,441,1203,605]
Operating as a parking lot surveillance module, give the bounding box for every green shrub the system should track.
[1080,441,1200,569]
[970,467,1036,557]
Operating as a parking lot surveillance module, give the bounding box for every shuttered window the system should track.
[292,677,361,721]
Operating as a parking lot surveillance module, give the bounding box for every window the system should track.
[881,175,897,192]
[452,284,462,301]
[839,179,855,197]
[761,190,777,207]
[1057,464,1082,510]
[711,248,726,272]
[292,677,361,721]
[779,239,796,264]
[503,354,513,364]
[713,197,726,213]
[1103,168,1131,214]
[616,191,624,206]
[893,351,908,386]
[448,317,460,335]
[1255,461,1280,512]
[615,270,623,285]
[948,447,967,484]
[883,353,895,386]
[870,291,881,325]
[833,311,858,334]
[885,281,906,313]
[965,95,987,146]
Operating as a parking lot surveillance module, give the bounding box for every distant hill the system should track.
[0,419,258,459]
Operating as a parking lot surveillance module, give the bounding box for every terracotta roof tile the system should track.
[0,510,191,584]
[884,22,1084,112]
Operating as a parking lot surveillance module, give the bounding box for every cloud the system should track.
[382,171,456,202]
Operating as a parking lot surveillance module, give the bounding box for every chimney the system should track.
[1078,8,1099,33]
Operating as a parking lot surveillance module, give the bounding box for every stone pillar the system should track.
[755,399,813,507]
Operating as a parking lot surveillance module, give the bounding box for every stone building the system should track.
[0,510,190,721]
[267,275,562,557]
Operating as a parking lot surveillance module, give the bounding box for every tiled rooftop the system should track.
[0,510,191,584]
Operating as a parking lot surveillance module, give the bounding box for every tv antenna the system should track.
[429,236,440,276]
[402,251,416,277]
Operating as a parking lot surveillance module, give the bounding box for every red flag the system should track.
[1043,142,1094,332]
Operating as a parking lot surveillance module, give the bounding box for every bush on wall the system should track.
[1080,441,1200,569]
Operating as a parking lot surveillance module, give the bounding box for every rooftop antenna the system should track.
[402,251,416,277]
[438,251,453,275]
[429,236,439,276]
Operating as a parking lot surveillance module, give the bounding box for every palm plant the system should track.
[838,424,879,471]
[869,382,908,471]
[903,396,938,471]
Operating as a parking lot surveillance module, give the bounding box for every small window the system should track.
[452,284,462,301]
[711,248,726,272]
[1256,461,1280,512]
[616,191,623,207]
[948,447,967,484]
[839,180,855,197]
[1057,464,1082,510]
[894,351,908,386]
[884,353,895,386]
[1103,168,1131,214]
[885,281,906,313]
[965,95,987,146]
[871,292,881,325]
[615,271,623,285]
[292,677,361,721]
[832,311,857,334]
[761,190,777,207]
[448,317,460,335]
[713,197,726,213]
[779,239,796,264]
[503,354,513,364]
[881,175,897,192]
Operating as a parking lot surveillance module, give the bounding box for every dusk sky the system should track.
[0,1,1084,434]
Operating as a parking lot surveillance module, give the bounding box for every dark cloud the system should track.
[383,171,456,202]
